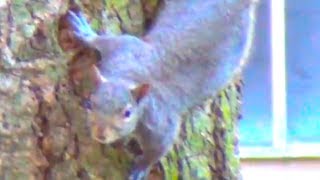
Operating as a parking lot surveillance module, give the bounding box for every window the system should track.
[239,0,320,158]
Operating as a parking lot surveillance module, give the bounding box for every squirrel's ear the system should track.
[92,66,108,84]
[130,84,150,104]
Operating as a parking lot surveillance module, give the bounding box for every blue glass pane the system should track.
[239,1,273,147]
[286,1,320,143]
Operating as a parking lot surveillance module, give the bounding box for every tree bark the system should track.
[0,0,242,179]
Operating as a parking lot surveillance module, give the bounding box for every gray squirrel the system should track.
[68,0,259,179]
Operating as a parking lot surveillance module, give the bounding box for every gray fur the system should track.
[69,0,259,179]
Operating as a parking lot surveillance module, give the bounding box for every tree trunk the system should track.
[0,0,242,179]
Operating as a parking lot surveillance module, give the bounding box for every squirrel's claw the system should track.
[128,168,147,180]
[67,11,97,42]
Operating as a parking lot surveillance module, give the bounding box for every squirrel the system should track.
[67,0,259,179]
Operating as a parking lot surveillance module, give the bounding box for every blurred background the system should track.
[240,0,320,178]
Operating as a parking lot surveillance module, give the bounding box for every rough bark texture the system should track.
[0,0,241,179]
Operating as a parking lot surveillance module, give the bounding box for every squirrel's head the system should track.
[85,81,150,144]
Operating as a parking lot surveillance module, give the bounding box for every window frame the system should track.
[240,0,320,159]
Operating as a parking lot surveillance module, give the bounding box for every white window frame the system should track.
[240,0,320,158]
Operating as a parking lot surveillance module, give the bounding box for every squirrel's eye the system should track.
[123,104,133,118]
[123,110,131,118]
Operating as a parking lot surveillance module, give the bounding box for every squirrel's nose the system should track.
[95,130,106,142]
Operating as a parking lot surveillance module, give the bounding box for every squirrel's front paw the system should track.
[128,168,147,180]
[67,11,97,42]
